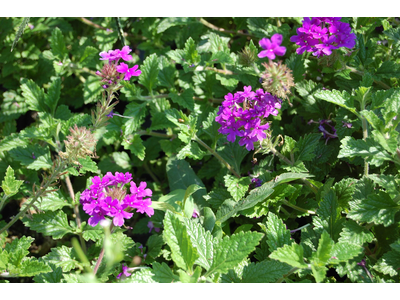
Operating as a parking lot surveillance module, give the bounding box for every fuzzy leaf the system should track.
[34,264,63,283]
[312,231,334,266]
[241,260,292,283]
[338,220,374,245]
[269,243,308,269]
[21,78,49,113]
[316,190,344,242]
[78,156,99,173]
[266,212,292,252]
[169,88,194,111]
[163,211,199,272]
[296,133,321,162]
[314,89,359,117]
[83,75,102,104]
[151,262,179,283]
[375,61,400,80]
[217,139,249,175]
[330,242,364,263]
[123,102,147,135]
[9,145,52,170]
[41,246,83,272]
[348,191,400,226]
[50,27,67,60]
[22,211,74,239]
[224,175,251,201]
[205,231,263,276]
[122,135,146,161]
[1,166,23,197]
[138,53,159,92]
[17,258,52,277]
[38,191,72,211]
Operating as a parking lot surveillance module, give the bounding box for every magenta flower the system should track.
[258,34,286,60]
[80,172,154,227]
[116,63,142,81]
[117,264,132,280]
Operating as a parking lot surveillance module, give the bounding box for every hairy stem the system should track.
[193,135,241,178]
[282,199,316,215]
[0,160,66,235]
[275,267,299,283]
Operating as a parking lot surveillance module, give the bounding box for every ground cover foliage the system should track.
[0,17,400,283]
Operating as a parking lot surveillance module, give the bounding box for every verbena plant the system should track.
[0,17,400,283]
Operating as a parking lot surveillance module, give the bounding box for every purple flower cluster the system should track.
[290,17,356,58]
[215,86,282,151]
[80,172,153,227]
[97,46,141,88]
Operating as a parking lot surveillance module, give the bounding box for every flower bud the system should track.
[261,61,294,100]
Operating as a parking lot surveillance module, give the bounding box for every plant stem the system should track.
[0,160,66,235]
[346,66,391,89]
[198,18,253,37]
[193,135,241,178]
[134,130,176,139]
[360,90,370,177]
[0,195,8,213]
[93,223,114,275]
[275,267,299,283]
[65,175,86,253]
[290,223,311,233]
[282,199,316,215]
[136,93,224,104]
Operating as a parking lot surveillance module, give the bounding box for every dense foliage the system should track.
[1,17,400,283]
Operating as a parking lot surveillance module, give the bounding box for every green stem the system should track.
[282,199,316,215]
[198,17,253,37]
[93,223,114,275]
[0,160,66,235]
[0,194,8,213]
[360,91,370,177]
[135,130,176,139]
[193,135,241,178]
[346,66,391,89]
[275,267,299,283]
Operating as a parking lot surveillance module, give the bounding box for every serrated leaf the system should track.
[348,191,400,227]
[241,260,292,283]
[224,174,251,201]
[77,156,98,173]
[158,56,177,88]
[375,61,400,80]
[79,46,98,65]
[266,212,292,252]
[4,236,34,267]
[17,258,52,277]
[312,231,334,266]
[338,220,374,245]
[138,53,159,92]
[123,102,147,135]
[314,89,359,117]
[122,268,156,283]
[169,88,195,111]
[22,211,74,239]
[151,262,179,283]
[182,218,215,271]
[1,166,23,197]
[269,243,308,269]
[163,211,199,272]
[9,145,52,170]
[374,249,400,276]
[338,136,392,165]
[330,242,363,263]
[122,134,146,161]
[316,190,344,242]
[146,235,164,260]
[205,231,263,276]
[83,75,102,104]
[285,53,305,83]
[34,263,63,283]
[21,78,49,113]
[296,133,320,162]
[217,138,249,175]
[50,27,67,60]
[41,245,83,272]
[45,77,61,115]
[177,142,206,160]
[38,191,72,211]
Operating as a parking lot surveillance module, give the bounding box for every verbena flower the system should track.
[290,17,356,58]
[215,86,282,151]
[96,46,141,89]
[80,172,153,227]
[116,264,132,280]
[258,33,286,60]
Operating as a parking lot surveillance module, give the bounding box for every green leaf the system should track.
[4,236,34,267]
[205,231,263,276]
[45,77,61,115]
[242,260,292,283]
[383,27,400,44]
[166,156,207,209]
[138,53,159,92]
[338,136,393,165]
[38,191,72,211]
[177,266,202,283]
[77,156,99,174]
[22,211,74,239]
[177,142,206,160]
[163,211,199,272]
[330,242,364,263]
[123,268,156,283]
[316,190,344,242]
[311,231,334,266]
[50,27,67,60]
[21,78,49,113]
[285,53,305,83]
[41,245,83,272]
[169,88,194,111]
[224,175,251,201]
[34,263,63,283]
[203,207,216,233]
[338,220,374,245]
[1,166,23,197]
[215,73,239,91]
[374,240,400,276]
[9,144,52,170]
[266,212,292,252]
[122,134,146,161]
[217,138,249,175]
[314,89,359,117]
[123,102,147,135]
[79,46,98,66]
[83,75,102,104]
[151,262,179,283]
[296,133,321,162]
[146,235,165,260]
[158,56,177,88]
[184,37,200,65]
[17,258,52,277]
[182,218,215,271]
[375,61,400,80]
[348,191,400,227]
[269,243,308,269]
